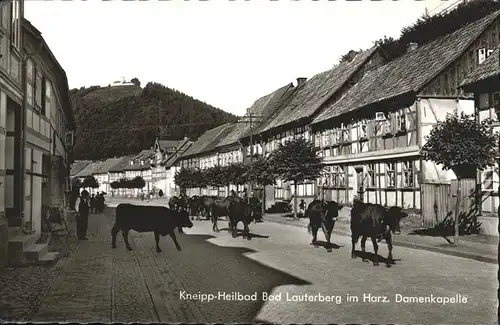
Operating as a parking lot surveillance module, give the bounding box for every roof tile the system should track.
[313,10,500,125]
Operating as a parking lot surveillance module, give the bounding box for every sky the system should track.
[24,0,447,116]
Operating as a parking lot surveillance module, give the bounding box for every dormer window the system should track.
[140,160,144,166]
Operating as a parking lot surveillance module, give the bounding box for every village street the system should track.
[0,202,496,324]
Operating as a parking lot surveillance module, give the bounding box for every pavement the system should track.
[107,197,498,264]
[0,203,498,324]
[0,202,496,324]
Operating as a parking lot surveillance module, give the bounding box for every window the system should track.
[26,59,35,108]
[11,0,20,49]
[383,113,393,135]
[483,170,494,190]
[396,110,406,133]
[386,162,395,188]
[402,161,414,188]
[35,71,43,111]
[44,78,52,117]
[0,3,9,30]
[359,121,367,139]
[332,166,345,187]
[367,163,376,187]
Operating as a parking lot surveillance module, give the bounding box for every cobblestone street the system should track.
[1,204,497,324]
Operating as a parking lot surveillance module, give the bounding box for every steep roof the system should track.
[161,140,193,168]
[460,45,500,89]
[125,149,154,171]
[70,160,91,177]
[253,46,378,134]
[180,123,236,158]
[108,155,135,173]
[74,161,102,178]
[158,140,180,151]
[218,83,294,147]
[92,157,124,175]
[313,10,500,125]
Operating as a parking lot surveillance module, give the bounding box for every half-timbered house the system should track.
[310,11,500,220]
[460,44,500,236]
[239,46,385,207]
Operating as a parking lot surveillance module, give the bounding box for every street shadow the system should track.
[219,228,270,239]
[156,233,311,323]
[309,240,342,250]
[353,250,401,265]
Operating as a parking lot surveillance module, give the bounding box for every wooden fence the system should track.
[421,179,477,228]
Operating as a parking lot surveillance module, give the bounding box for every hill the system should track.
[70,81,238,160]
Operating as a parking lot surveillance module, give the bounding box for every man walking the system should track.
[75,190,90,240]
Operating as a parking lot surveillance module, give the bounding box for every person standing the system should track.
[75,190,90,240]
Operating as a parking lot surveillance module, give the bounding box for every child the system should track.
[298,199,306,218]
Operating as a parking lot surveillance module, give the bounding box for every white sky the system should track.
[24,0,445,116]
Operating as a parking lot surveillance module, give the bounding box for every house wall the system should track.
[1,0,24,238]
[311,98,473,210]
[93,173,108,193]
[476,91,499,215]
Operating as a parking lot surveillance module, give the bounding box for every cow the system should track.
[248,197,263,222]
[210,198,233,232]
[168,196,188,211]
[307,200,344,252]
[188,195,204,221]
[168,196,189,233]
[200,195,217,220]
[350,200,408,267]
[227,200,254,239]
[111,203,193,253]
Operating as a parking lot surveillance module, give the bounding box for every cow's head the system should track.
[178,210,194,228]
[384,206,408,235]
[324,201,343,220]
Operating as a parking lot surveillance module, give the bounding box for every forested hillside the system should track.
[71,81,238,160]
[339,0,500,63]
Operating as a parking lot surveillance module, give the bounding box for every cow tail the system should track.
[307,223,312,234]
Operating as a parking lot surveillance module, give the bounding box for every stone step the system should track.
[24,244,49,262]
[8,234,38,254]
[38,252,60,266]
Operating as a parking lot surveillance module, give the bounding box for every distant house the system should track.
[309,11,500,225]
[72,161,102,195]
[110,77,135,87]
[151,137,185,194]
[108,155,135,197]
[179,123,236,197]
[160,138,193,198]
[460,44,500,236]
[124,150,153,197]
[70,160,91,179]
[91,157,123,194]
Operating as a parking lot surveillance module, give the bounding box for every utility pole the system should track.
[237,112,263,204]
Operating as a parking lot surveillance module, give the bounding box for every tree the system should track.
[339,49,361,63]
[175,167,198,192]
[268,137,325,219]
[203,166,226,194]
[420,111,497,245]
[131,77,141,87]
[128,176,146,189]
[81,176,99,189]
[245,157,276,214]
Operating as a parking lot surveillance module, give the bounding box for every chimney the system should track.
[407,42,418,53]
[296,77,307,87]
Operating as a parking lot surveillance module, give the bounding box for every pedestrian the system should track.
[158,189,164,198]
[299,199,306,218]
[230,189,237,197]
[87,192,96,214]
[242,188,248,201]
[74,190,90,240]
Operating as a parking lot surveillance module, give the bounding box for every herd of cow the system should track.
[111,195,408,267]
